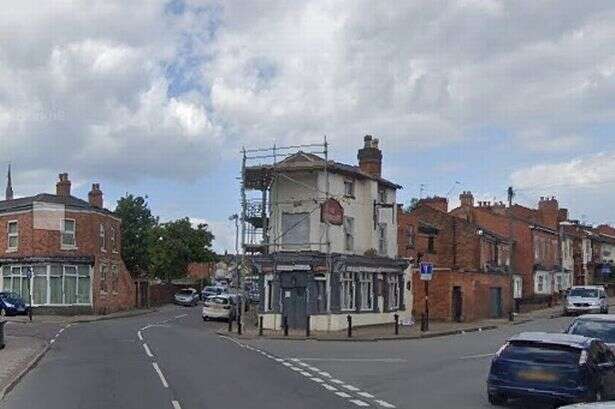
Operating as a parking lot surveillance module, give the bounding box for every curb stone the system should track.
[0,342,49,402]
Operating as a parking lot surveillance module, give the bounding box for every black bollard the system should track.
[306,315,311,338]
[347,315,352,338]
[283,316,289,337]
[394,314,399,335]
[259,316,264,336]
[228,316,233,332]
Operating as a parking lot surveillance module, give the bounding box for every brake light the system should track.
[495,342,509,358]
[579,350,588,366]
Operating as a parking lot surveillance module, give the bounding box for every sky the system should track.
[0,1,614,253]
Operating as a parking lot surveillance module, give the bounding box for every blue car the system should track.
[0,291,29,316]
[487,332,615,406]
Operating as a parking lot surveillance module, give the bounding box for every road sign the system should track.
[420,262,433,281]
[601,264,612,277]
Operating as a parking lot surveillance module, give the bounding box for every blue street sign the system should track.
[420,262,433,281]
[601,264,611,277]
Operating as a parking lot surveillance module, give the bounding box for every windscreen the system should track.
[569,288,599,298]
[569,320,615,343]
[500,342,581,366]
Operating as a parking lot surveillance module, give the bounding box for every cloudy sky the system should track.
[1,1,614,252]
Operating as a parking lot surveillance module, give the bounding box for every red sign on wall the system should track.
[321,198,344,225]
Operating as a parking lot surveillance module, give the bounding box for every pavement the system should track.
[0,302,594,409]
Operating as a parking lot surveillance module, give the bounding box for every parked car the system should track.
[227,290,249,312]
[564,286,609,315]
[0,291,29,316]
[202,295,235,321]
[173,288,200,306]
[560,403,615,408]
[487,332,615,406]
[201,286,226,301]
[248,289,260,303]
[567,315,615,352]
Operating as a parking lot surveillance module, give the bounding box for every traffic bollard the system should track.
[237,310,242,335]
[283,316,289,337]
[394,313,399,335]
[0,320,6,350]
[228,316,233,332]
[259,316,264,336]
[347,315,352,338]
[420,313,426,332]
[306,316,310,338]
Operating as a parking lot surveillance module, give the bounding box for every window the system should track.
[344,217,354,251]
[62,219,76,248]
[513,276,523,299]
[281,212,310,248]
[359,272,373,311]
[378,223,387,256]
[111,227,117,252]
[427,236,435,254]
[7,221,18,251]
[100,224,106,252]
[537,274,544,293]
[32,265,47,305]
[344,180,354,197]
[314,275,327,313]
[111,264,119,293]
[100,264,108,293]
[388,274,400,310]
[265,279,273,311]
[2,266,29,300]
[340,272,355,311]
[378,188,387,203]
[63,266,78,304]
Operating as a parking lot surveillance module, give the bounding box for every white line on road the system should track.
[143,343,153,357]
[295,358,407,363]
[137,331,143,341]
[174,314,188,319]
[330,379,345,384]
[299,371,312,377]
[335,392,352,398]
[350,399,370,407]
[358,392,375,399]
[322,384,338,391]
[58,328,64,334]
[50,339,55,344]
[310,377,324,383]
[317,371,331,377]
[283,362,293,367]
[459,353,495,360]
[152,362,169,388]
[375,400,396,408]
[342,384,360,391]
[275,358,284,362]
[171,401,182,409]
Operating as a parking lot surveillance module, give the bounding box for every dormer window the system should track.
[344,179,354,197]
[7,221,18,251]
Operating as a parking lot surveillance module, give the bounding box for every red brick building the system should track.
[0,172,134,314]
[398,198,512,322]
[450,193,568,306]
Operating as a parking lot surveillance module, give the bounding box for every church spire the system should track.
[5,163,13,200]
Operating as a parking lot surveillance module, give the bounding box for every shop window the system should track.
[340,272,355,311]
[359,272,373,311]
[388,274,400,310]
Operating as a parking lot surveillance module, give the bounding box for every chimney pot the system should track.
[88,183,103,208]
[357,135,383,178]
[56,173,71,197]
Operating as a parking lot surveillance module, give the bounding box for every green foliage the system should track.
[148,218,216,281]
[404,197,420,212]
[115,195,158,277]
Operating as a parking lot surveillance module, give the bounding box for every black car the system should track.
[0,291,29,316]
[487,332,615,406]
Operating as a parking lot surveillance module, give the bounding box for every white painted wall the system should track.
[268,170,398,257]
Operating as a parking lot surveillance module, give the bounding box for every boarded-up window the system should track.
[281,212,310,248]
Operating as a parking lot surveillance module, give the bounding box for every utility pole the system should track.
[229,214,240,331]
[507,186,515,320]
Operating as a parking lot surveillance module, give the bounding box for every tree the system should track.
[115,195,158,277]
[404,197,420,212]
[148,218,216,281]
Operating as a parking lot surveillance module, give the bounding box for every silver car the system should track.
[174,288,200,306]
[564,286,609,315]
[567,314,615,352]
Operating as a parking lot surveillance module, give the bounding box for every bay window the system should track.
[340,272,355,311]
[359,272,373,311]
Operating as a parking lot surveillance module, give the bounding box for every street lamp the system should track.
[229,214,241,334]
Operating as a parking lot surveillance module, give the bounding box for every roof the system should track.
[245,151,402,190]
[509,332,594,349]
[0,193,115,216]
[574,314,615,322]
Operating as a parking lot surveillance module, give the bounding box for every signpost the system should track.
[420,262,433,332]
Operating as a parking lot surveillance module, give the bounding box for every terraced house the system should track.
[0,170,134,314]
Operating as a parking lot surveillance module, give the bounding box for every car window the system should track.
[209,297,228,305]
[569,288,599,298]
[178,290,193,295]
[568,319,615,343]
[500,342,581,365]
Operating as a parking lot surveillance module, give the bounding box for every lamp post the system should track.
[229,214,241,332]
[26,266,33,322]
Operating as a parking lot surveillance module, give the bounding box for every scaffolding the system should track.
[240,137,331,256]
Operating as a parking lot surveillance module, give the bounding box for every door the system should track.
[280,272,308,330]
[489,287,503,318]
[452,286,463,322]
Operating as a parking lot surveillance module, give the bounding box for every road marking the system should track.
[58,328,64,334]
[295,358,406,363]
[350,400,370,407]
[322,384,338,391]
[283,362,293,367]
[275,358,284,362]
[174,314,188,319]
[143,343,153,357]
[137,331,143,341]
[459,353,495,360]
[358,392,375,398]
[342,384,360,391]
[50,339,55,344]
[290,358,301,362]
[152,362,169,388]
[375,400,396,408]
[310,377,324,383]
[171,401,182,409]
[290,367,302,371]
[54,333,60,339]
[318,371,332,377]
[331,379,345,384]
[298,362,310,367]
[306,366,319,371]
[335,392,352,398]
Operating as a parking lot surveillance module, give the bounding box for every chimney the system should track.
[5,164,13,200]
[88,183,103,208]
[538,196,559,229]
[558,208,569,223]
[56,173,71,197]
[419,196,448,213]
[459,191,474,208]
[357,135,382,178]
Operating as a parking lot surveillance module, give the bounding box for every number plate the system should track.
[518,370,558,382]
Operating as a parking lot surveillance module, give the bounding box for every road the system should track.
[0,305,575,409]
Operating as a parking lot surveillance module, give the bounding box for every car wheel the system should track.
[488,393,506,406]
